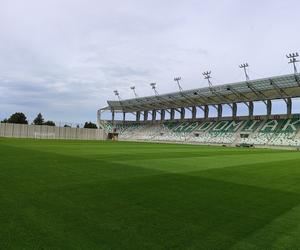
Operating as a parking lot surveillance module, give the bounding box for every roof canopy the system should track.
[104,73,300,112]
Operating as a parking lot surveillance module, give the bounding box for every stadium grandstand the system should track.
[98,54,300,148]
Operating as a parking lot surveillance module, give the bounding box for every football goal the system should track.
[34,132,56,139]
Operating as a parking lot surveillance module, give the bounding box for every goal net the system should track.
[34,132,56,139]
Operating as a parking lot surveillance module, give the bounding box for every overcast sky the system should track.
[0,0,299,123]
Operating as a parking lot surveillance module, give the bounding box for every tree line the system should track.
[1,112,98,129]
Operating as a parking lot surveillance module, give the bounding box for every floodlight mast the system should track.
[150,83,159,96]
[203,71,213,88]
[113,90,121,101]
[239,63,250,81]
[130,86,138,98]
[286,52,299,74]
[174,77,183,92]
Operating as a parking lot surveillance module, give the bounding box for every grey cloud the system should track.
[0,0,300,122]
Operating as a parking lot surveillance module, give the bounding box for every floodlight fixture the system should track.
[239,63,250,81]
[113,90,121,100]
[174,77,183,92]
[203,71,213,88]
[150,82,159,95]
[130,86,138,98]
[286,52,299,74]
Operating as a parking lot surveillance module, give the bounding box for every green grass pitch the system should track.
[1,138,300,249]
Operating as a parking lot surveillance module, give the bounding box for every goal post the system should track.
[34,132,56,139]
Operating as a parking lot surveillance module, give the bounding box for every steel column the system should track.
[144,111,148,121]
[232,103,237,118]
[192,106,197,120]
[180,108,185,120]
[249,101,254,118]
[170,108,175,120]
[217,104,223,119]
[112,110,115,122]
[287,98,292,117]
[161,109,165,121]
[152,110,156,121]
[267,100,272,117]
[204,105,209,119]
[136,111,140,122]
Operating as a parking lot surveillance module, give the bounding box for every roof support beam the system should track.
[269,79,289,104]
[226,85,249,106]
[197,106,205,112]
[209,87,233,104]
[166,95,194,111]
[134,100,162,111]
[163,108,171,114]
[192,92,218,109]
[106,74,300,113]
[178,92,203,111]
[246,82,268,105]
[156,96,184,110]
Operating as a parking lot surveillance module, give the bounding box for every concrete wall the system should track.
[0,123,105,140]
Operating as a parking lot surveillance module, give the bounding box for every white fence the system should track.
[0,123,105,140]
